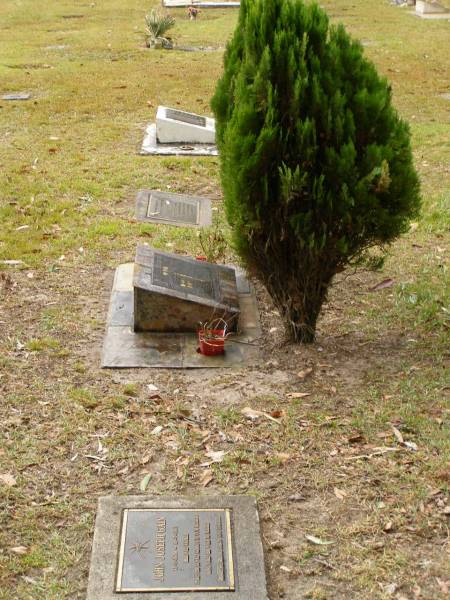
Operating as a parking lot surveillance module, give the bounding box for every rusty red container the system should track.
[198,329,225,356]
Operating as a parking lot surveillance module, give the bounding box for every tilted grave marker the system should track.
[156,105,216,144]
[133,246,240,332]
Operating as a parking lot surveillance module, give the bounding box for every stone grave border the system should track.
[87,495,268,600]
[101,262,260,368]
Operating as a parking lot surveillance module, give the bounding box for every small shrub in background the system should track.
[145,9,175,49]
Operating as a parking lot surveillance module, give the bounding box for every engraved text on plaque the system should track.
[116,508,235,592]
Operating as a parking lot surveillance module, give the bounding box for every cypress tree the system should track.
[211,0,420,343]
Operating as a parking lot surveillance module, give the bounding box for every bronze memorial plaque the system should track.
[116,508,235,592]
[165,108,207,128]
[147,192,200,225]
[152,252,219,301]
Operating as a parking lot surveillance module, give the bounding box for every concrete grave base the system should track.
[87,495,268,600]
[140,123,218,156]
[101,263,260,368]
[174,45,223,52]
[412,10,450,17]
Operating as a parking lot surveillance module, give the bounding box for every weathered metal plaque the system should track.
[152,253,218,300]
[116,508,235,592]
[147,192,199,225]
[135,190,212,228]
[165,108,207,127]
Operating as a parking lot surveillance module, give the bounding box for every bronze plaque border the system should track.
[115,508,235,593]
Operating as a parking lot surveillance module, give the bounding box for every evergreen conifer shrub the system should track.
[211,0,420,342]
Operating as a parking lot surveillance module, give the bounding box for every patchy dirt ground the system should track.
[1,254,448,599]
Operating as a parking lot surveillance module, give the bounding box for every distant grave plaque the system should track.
[156,105,216,144]
[116,508,235,592]
[133,245,240,332]
[1,93,31,101]
[87,496,268,600]
[148,193,198,224]
[135,190,212,227]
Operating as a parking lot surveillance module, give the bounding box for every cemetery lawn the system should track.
[0,0,448,598]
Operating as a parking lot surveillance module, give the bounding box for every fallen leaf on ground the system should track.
[0,473,17,487]
[334,487,347,500]
[383,521,394,532]
[279,565,292,573]
[140,453,153,465]
[274,452,291,464]
[241,407,262,421]
[347,433,364,444]
[139,473,151,492]
[10,546,28,555]
[205,449,228,463]
[369,278,394,292]
[200,469,214,487]
[436,579,449,594]
[241,407,281,424]
[270,410,284,418]
[385,583,397,594]
[297,367,313,379]
[403,440,418,451]
[305,534,335,546]
[288,494,306,502]
[391,426,404,444]
[151,425,163,436]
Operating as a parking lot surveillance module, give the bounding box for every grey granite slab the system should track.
[140,123,218,157]
[87,495,268,600]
